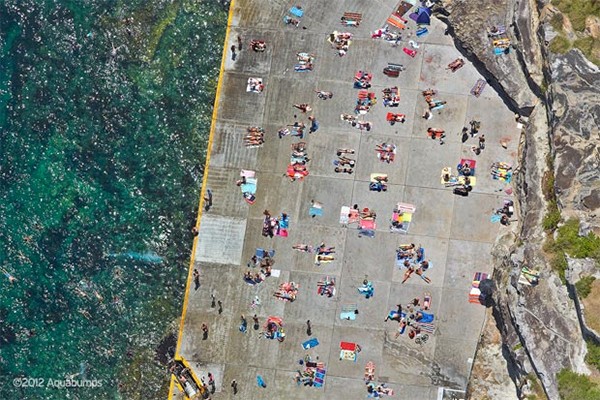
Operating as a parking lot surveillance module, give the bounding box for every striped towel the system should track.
[417,322,435,334]
[314,368,326,387]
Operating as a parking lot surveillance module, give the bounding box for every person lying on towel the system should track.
[295,63,313,71]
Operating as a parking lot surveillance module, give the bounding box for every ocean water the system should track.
[0,1,226,398]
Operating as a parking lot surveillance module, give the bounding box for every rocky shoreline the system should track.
[435,0,600,398]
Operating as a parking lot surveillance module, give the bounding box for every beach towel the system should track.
[491,214,502,223]
[279,214,289,229]
[309,205,323,217]
[340,342,359,362]
[290,6,303,18]
[276,228,288,237]
[241,169,255,178]
[416,27,428,37]
[302,338,320,349]
[386,15,406,29]
[313,368,326,388]
[294,64,313,72]
[340,304,358,320]
[340,206,359,225]
[470,79,487,97]
[359,218,376,229]
[255,248,275,260]
[387,310,402,320]
[240,177,257,194]
[403,48,417,57]
[419,312,434,323]
[358,228,376,238]
[458,159,476,176]
[417,322,436,334]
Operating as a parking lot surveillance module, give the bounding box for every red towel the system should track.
[403,48,417,58]
[340,341,356,351]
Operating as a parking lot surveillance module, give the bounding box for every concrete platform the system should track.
[172,0,521,399]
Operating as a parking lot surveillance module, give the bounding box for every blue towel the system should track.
[309,206,323,217]
[294,65,312,72]
[302,338,319,349]
[417,248,425,262]
[255,248,275,259]
[279,215,289,228]
[358,228,375,238]
[240,182,256,194]
[290,6,304,17]
[416,27,428,37]
[387,310,401,319]
[420,312,434,323]
[340,311,356,320]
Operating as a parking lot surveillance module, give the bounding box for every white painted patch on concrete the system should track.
[195,214,247,265]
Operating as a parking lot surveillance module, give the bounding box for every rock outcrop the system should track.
[437,0,542,114]
[436,0,599,398]
[549,50,600,229]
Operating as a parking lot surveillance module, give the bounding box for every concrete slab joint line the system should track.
[171,1,521,399]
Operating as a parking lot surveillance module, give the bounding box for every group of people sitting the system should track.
[274,281,299,302]
[247,77,264,93]
[243,268,269,285]
[329,31,353,56]
[371,26,402,43]
[250,40,266,52]
[262,210,289,237]
[354,70,372,89]
[421,88,446,110]
[315,244,335,265]
[295,52,315,71]
[387,296,434,339]
[279,121,305,139]
[287,142,310,181]
[387,113,406,125]
[317,276,336,297]
[315,89,333,100]
[495,199,514,225]
[355,92,377,114]
[244,126,264,147]
[396,243,431,284]
[382,86,400,107]
[375,143,396,163]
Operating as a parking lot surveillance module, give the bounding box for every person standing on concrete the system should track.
[308,116,319,134]
[201,323,209,340]
[208,372,216,393]
[478,134,485,150]
[231,379,238,395]
[239,315,247,333]
[193,269,200,291]
[231,44,236,61]
[306,320,312,336]
[253,314,259,330]
[204,188,213,212]
[469,120,480,137]
[217,300,223,314]
[237,35,243,51]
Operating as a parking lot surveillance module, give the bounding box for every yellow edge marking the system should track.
[169,0,237,398]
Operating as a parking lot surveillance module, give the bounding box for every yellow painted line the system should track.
[169,1,237,398]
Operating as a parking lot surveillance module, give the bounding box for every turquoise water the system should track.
[0,1,226,398]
